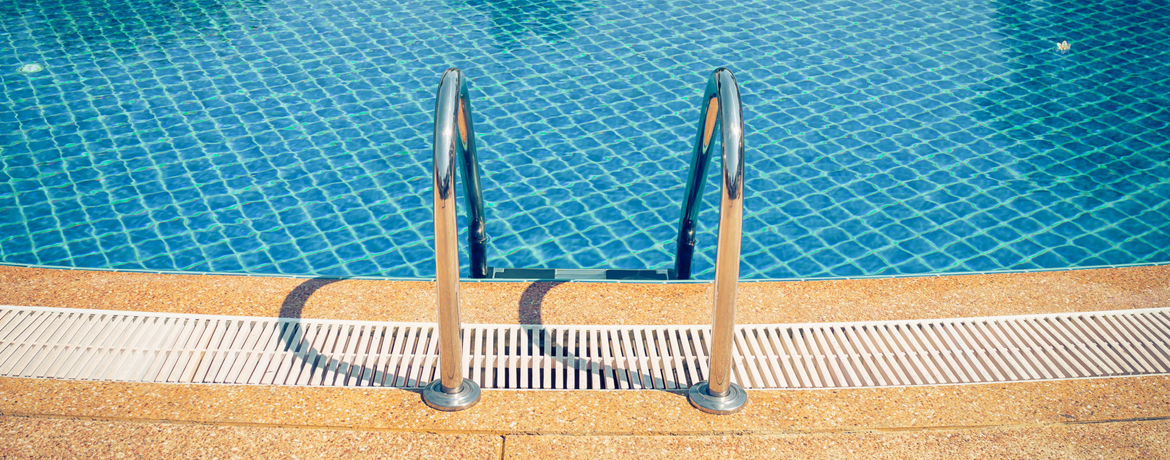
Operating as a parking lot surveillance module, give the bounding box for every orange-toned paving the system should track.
[1,264,1168,458]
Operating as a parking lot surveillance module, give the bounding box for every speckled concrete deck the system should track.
[2,376,1169,458]
[4,415,1167,459]
[500,422,1170,459]
[1,264,1168,458]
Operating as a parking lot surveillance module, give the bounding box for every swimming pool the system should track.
[1,0,1168,279]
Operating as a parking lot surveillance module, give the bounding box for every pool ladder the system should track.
[423,67,747,415]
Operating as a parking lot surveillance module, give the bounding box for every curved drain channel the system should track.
[1,306,1168,390]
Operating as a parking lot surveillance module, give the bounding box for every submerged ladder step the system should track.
[487,268,674,281]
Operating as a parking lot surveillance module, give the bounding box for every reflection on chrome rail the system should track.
[424,68,484,411]
[676,68,747,415]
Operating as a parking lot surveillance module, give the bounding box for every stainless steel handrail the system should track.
[679,68,748,415]
[437,69,489,279]
[422,68,483,411]
[421,66,745,413]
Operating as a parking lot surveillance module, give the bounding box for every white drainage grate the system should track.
[1,305,1169,390]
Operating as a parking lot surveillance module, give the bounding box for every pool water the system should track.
[1,0,1168,279]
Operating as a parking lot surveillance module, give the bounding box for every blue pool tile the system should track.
[104,246,140,266]
[2,0,1168,279]
[275,258,311,274]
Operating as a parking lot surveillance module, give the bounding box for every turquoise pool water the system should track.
[1,0,1168,279]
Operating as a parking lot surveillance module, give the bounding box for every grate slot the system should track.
[25,312,88,378]
[1119,315,1170,371]
[756,328,787,387]
[0,311,55,375]
[852,326,889,386]
[875,324,917,385]
[11,312,71,377]
[1138,313,1170,367]
[1055,316,1116,376]
[984,319,1038,380]
[914,323,955,383]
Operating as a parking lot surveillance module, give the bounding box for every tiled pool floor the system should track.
[3,0,1169,280]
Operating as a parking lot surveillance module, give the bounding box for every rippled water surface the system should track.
[1,0,1168,278]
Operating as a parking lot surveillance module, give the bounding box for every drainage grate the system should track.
[1,306,1169,389]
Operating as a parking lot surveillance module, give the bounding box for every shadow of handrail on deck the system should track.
[512,281,687,391]
[278,278,342,319]
[518,281,565,325]
[271,278,429,388]
[256,278,686,390]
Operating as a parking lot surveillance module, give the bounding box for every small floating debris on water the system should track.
[1056,41,1071,53]
[18,63,44,74]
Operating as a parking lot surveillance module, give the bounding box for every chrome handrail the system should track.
[677,68,748,415]
[422,68,484,411]
[435,69,489,279]
[673,68,744,282]
[421,66,745,413]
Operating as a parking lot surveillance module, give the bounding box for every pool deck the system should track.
[1,264,1169,458]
